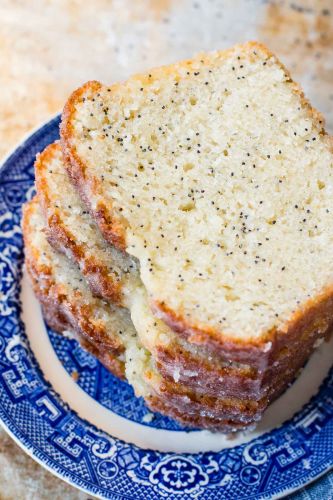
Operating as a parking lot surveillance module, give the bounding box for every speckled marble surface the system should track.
[0,0,332,497]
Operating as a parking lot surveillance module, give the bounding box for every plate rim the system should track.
[0,401,332,500]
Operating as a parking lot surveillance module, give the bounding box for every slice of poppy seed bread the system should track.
[35,142,283,401]
[35,142,141,306]
[24,196,267,431]
[22,197,151,395]
[61,41,333,365]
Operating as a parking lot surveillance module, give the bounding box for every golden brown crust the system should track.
[60,81,127,251]
[26,247,124,354]
[147,320,333,426]
[40,298,125,380]
[45,212,124,304]
[35,142,123,304]
[26,251,126,380]
[146,396,255,432]
[155,342,264,399]
[154,300,273,368]
[155,298,333,405]
[154,288,333,370]
[77,334,125,380]
[144,370,266,421]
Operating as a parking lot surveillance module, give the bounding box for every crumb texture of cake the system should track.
[61,41,333,349]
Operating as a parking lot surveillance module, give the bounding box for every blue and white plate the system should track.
[0,116,333,499]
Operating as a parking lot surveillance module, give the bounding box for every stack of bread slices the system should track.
[22,42,333,432]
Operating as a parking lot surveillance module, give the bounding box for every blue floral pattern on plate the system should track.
[0,116,332,499]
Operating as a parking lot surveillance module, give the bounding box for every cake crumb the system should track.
[142,412,154,423]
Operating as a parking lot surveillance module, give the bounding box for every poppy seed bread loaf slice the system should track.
[61,41,333,365]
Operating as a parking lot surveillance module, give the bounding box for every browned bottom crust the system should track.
[155,342,263,400]
[144,370,265,422]
[154,287,333,371]
[146,396,256,432]
[155,311,332,403]
[46,220,123,305]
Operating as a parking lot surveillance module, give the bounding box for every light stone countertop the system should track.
[0,0,332,498]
